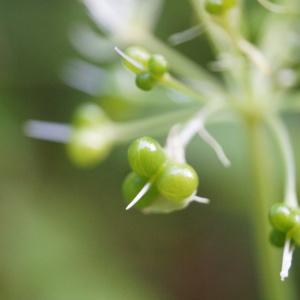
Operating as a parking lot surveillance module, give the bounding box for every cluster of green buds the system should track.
[121,46,169,91]
[204,0,237,15]
[122,136,208,213]
[67,102,115,168]
[269,203,300,248]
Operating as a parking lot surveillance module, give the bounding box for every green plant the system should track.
[24,0,300,299]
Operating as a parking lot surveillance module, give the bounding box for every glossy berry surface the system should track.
[156,162,199,202]
[135,73,156,91]
[205,0,225,15]
[123,46,150,73]
[67,127,112,168]
[72,102,108,128]
[269,203,295,232]
[128,137,166,178]
[148,54,168,77]
[122,172,158,209]
[205,0,236,15]
[269,229,286,248]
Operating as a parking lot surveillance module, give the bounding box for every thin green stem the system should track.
[160,74,207,103]
[114,107,198,142]
[247,121,296,300]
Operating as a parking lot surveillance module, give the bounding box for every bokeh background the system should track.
[1,0,300,299]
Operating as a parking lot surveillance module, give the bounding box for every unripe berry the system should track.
[67,127,112,168]
[123,46,150,73]
[128,137,166,178]
[269,229,286,248]
[72,102,108,128]
[148,54,168,77]
[135,73,156,91]
[269,203,295,232]
[205,0,237,15]
[122,172,158,209]
[156,162,199,202]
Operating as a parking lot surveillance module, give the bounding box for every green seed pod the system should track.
[135,73,156,91]
[269,203,295,232]
[205,0,236,15]
[122,172,158,209]
[72,102,109,128]
[269,229,286,248]
[156,162,199,202]
[128,137,166,178]
[290,225,300,246]
[123,46,151,73]
[67,127,113,168]
[148,54,168,77]
[205,0,225,15]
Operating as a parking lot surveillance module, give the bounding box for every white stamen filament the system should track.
[168,25,202,46]
[280,238,295,281]
[24,120,71,143]
[114,46,144,72]
[126,182,152,210]
[191,195,210,204]
[198,125,231,167]
[268,117,298,208]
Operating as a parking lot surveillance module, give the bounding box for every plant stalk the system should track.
[246,120,296,300]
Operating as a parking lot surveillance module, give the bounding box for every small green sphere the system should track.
[135,73,156,91]
[128,137,166,178]
[123,46,150,73]
[205,0,225,15]
[72,102,108,128]
[205,0,236,15]
[291,225,300,246]
[122,172,158,209]
[148,54,168,77]
[156,162,199,202]
[67,127,112,168]
[269,203,295,232]
[269,229,286,248]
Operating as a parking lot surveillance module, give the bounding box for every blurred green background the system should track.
[1,0,299,299]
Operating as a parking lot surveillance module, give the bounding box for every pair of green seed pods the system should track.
[123,137,199,209]
[67,103,113,168]
[123,47,168,91]
[269,203,300,248]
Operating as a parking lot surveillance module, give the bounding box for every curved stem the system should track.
[267,116,298,208]
[247,121,297,300]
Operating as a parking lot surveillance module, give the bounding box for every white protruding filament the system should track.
[280,238,295,281]
[198,125,231,167]
[114,46,144,73]
[168,25,202,46]
[191,195,210,204]
[126,182,152,210]
[24,120,71,143]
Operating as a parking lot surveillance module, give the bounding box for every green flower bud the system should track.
[128,137,167,178]
[269,229,286,248]
[72,102,109,128]
[67,126,113,168]
[269,203,295,232]
[135,72,156,91]
[122,172,158,209]
[156,162,199,202]
[148,54,168,77]
[123,46,150,73]
[205,0,237,15]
